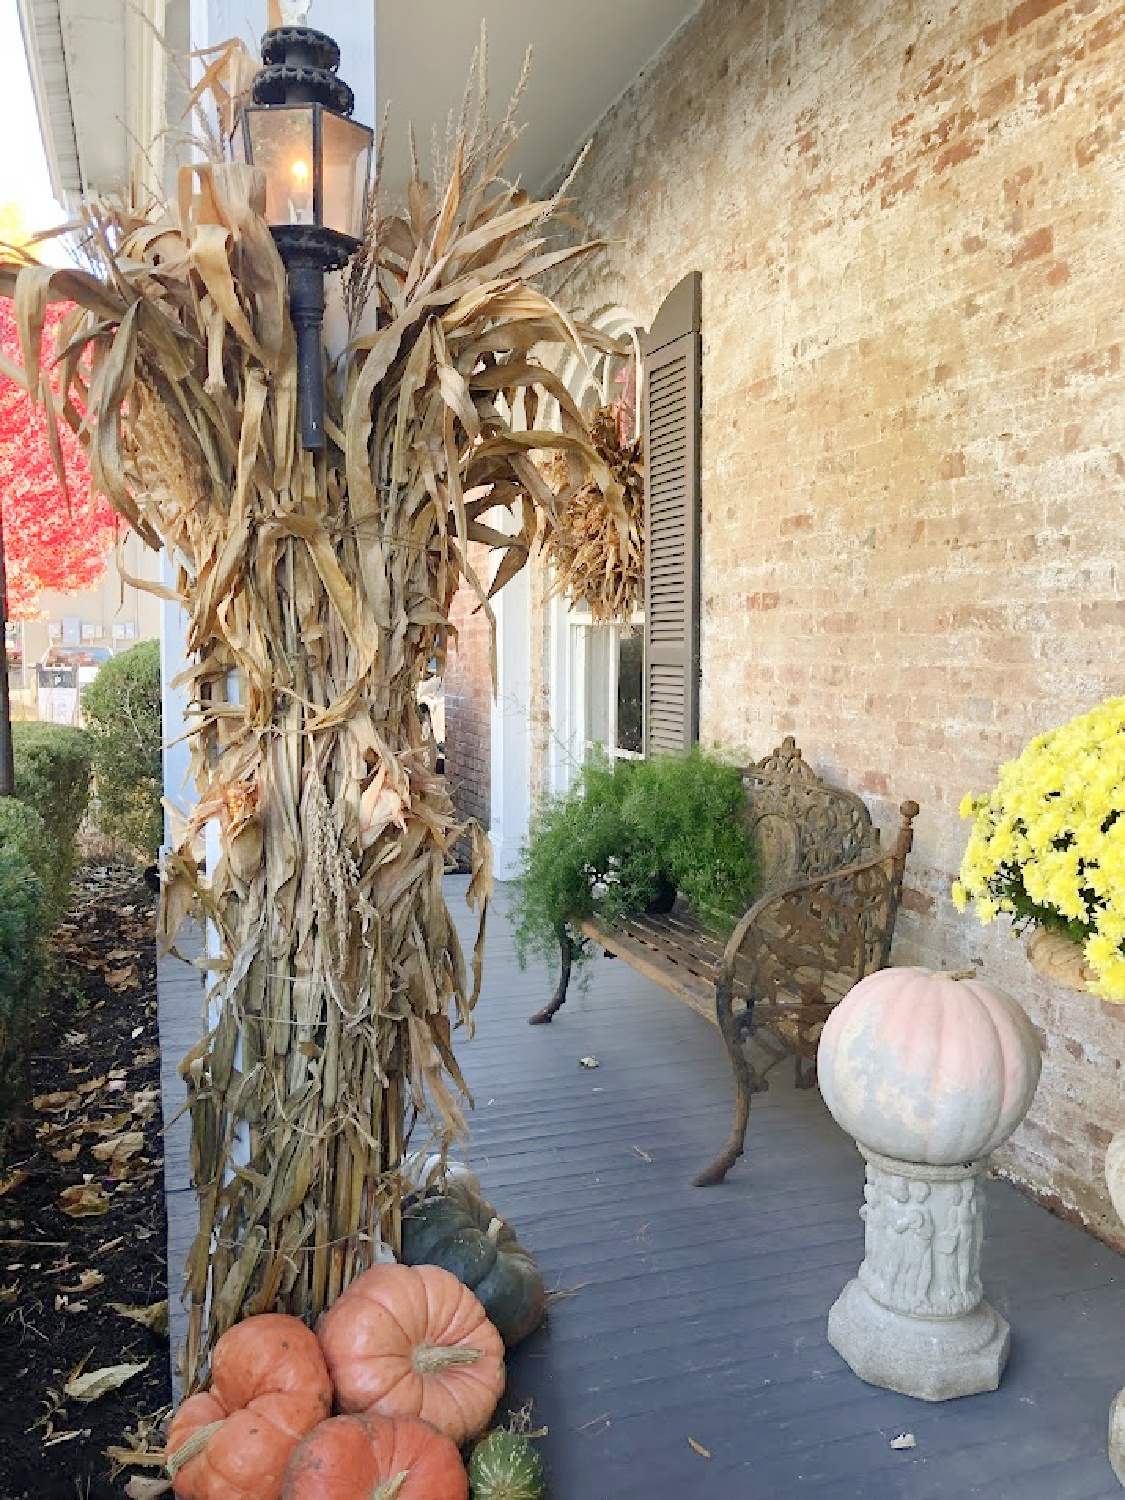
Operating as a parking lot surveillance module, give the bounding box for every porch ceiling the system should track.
[375,0,703,201]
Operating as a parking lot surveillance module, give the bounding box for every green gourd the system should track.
[469,1430,546,1500]
[401,1183,547,1348]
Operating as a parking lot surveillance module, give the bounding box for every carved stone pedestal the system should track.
[827,1150,1010,1401]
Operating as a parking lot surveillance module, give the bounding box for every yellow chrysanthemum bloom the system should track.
[953,697,1125,1003]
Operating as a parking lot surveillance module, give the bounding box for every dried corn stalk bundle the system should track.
[1,40,623,1390]
[542,404,643,622]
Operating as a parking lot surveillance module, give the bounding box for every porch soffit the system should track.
[17,0,83,200]
[375,0,703,202]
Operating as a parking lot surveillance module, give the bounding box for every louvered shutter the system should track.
[643,271,701,755]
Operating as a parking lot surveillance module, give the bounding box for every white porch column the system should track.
[489,563,532,880]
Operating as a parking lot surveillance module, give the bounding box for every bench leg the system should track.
[529,929,573,1025]
[694,980,765,1186]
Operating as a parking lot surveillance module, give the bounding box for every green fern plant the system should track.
[511,747,759,972]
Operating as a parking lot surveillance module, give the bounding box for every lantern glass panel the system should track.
[320,111,372,239]
[245,107,317,227]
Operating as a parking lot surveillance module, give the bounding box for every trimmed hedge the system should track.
[0,801,49,1124]
[12,721,92,926]
[81,640,163,861]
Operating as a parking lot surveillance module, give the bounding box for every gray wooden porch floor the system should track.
[159,877,1125,1498]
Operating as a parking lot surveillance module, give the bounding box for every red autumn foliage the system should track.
[0,298,115,619]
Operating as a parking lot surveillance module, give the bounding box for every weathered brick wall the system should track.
[548,0,1125,1243]
[444,542,492,845]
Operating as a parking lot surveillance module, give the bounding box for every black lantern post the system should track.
[236,22,373,450]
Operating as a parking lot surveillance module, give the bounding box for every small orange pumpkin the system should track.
[317,1263,505,1446]
[282,1412,468,1500]
[166,1313,334,1500]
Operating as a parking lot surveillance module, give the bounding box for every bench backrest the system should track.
[742,737,877,893]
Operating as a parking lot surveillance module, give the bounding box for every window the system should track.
[580,616,644,761]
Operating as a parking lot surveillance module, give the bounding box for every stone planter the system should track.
[1025,928,1096,993]
[818,967,1041,1402]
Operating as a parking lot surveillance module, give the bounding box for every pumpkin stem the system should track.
[487,1216,504,1244]
[373,1471,410,1500]
[411,1341,484,1374]
[165,1419,226,1477]
[934,969,978,981]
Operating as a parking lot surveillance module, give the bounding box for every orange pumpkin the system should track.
[317,1263,505,1446]
[282,1412,468,1500]
[167,1313,334,1500]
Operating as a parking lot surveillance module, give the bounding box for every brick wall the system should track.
[546,0,1125,1243]
[443,542,492,848]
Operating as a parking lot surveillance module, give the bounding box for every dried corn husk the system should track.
[543,405,643,622]
[0,35,623,1390]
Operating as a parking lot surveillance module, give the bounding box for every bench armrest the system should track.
[718,798,919,993]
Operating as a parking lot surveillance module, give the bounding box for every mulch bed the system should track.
[0,862,171,1499]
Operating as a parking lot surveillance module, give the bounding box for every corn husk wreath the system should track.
[0,36,622,1390]
[543,403,643,623]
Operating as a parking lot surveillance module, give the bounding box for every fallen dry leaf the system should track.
[64,1360,148,1403]
[91,1132,144,1164]
[42,1428,91,1448]
[111,1300,169,1334]
[0,1169,28,1197]
[32,1090,82,1112]
[54,1294,88,1313]
[130,1025,144,1040]
[61,1269,105,1294]
[125,1476,172,1498]
[59,1184,111,1218]
[106,965,141,991]
[687,1437,712,1459]
[86,1112,133,1136]
[77,1076,108,1095]
[52,1144,82,1164]
[0,1283,17,1305]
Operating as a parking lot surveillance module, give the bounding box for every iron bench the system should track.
[528,738,919,1187]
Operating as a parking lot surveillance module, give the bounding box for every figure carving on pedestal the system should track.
[891,1179,935,1306]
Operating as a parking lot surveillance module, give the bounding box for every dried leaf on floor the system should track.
[110,1300,169,1333]
[52,1144,82,1163]
[59,1184,111,1218]
[61,1269,105,1293]
[125,1477,172,1498]
[64,1360,148,1403]
[32,1090,82,1112]
[687,1437,712,1459]
[91,1131,144,1164]
[0,1169,28,1197]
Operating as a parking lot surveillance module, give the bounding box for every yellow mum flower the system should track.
[952,697,1125,1000]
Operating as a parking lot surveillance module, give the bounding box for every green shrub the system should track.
[0,798,50,890]
[81,639,163,861]
[0,813,48,1124]
[511,747,759,971]
[12,722,92,926]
